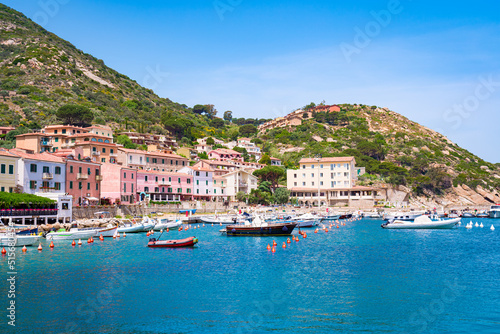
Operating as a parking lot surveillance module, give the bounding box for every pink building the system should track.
[64,155,101,205]
[136,170,193,202]
[208,148,243,162]
[100,163,137,205]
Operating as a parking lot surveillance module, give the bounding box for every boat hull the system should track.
[489,211,500,219]
[117,224,144,233]
[46,230,97,240]
[147,236,198,248]
[95,226,117,237]
[381,218,460,229]
[225,223,296,236]
[0,234,42,246]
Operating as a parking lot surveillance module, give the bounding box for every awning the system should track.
[85,197,99,201]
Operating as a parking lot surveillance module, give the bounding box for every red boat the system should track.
[147,236,198,248]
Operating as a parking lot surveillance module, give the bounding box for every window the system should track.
[331,181,334,187]
[206,180,208,186]
[294,174,297,178]
[320,173,323,177]
[30,181,37,189]
[187,179,191,184]
[55,137,59,142]
[62,129,66,134]
[302,182,306,186]
[30,164,37,173]
[79,166,82,173]
[214,189,216,194]
[54,130,58,134]
[177,188,182,193]
[155,187,159,193]
[70,166,74,173]
[162,159,165,164]
[87,183,90,190]
[155,176,158,182]
[320,181,323,186]
[123,183,127,192]
[8,165,13,174]
[168,188,172,193]
[320,164,323,169]
[197,189,199,194]
[131,173,134,179]
[294,182,297,186]
[312,182,315,186]
[221,189,224,194]
[96,183,99,191]
[129,156,132,162]
[170,160,173,165]
[55,182,61,190]
[79,182,82,190]
[176,161,178,165]
[69,181,73,189]
[146,157,150,163]
[311,173,314,178]
[178,178,181,183]
[95,169,99,176]
[102,148,106,153]
[168,177,171,182]
[152,158,157,164]
[206,189,208,194]
[302,165,306,169]
[144,175,147,182]
[101,158,105,163]
[196,180,199,185]
[43,166,49,173]
[311,165,315,169]
[187,189,191,193]
[182,161,185,166]
[145,187,149,192]
[0,164,4,174]
[344,172,349,177]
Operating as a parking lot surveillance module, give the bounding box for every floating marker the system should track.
[38,243,42,251]
[491,225,495,231]
[78,239,82,245]
[72,240,76,246]
[1,247,6,255]
[22,245,27,253]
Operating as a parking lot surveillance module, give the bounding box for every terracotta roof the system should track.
[0,149,19,158]
[270,157,281,161]
[299,157,355,163]
[189,166,215,172]
[44,125,87,130]
[9,149,64,163]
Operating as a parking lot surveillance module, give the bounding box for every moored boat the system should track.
[489,205,500,219]
[0,234,42,247]
[147,236,198,248]
[381,215,460,229]
[225,215,296,236]
[290,213,319,227]
[153,218,183,230]
[383,211,425,221]
[46,228,97,240]
[476,212,489,218]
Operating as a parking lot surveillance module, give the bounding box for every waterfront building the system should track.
[10,149,66,195]
[100,163,137,204]
[116,147,146,170]
[0,149,20,193]
[287,156,377,207]
[179,166,214,201]
[86,124,113,138]
[136,170,193,202]
[193,160,239,176]
[144,151,189,172]
[64,155,101,205]
[213,170,258,202]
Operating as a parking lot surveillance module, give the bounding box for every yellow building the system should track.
[0,149,20,193]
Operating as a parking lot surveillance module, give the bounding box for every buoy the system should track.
[271,247,276,253]
[325,228,329,233]
[78,239,82,245]
[491,225,495,231]
[475,222,479,227]
[287,238,291,243]
[273,240,277,246]
[314,228,318,233]
[194,226,197,230]
[99,235,104,241]
[211,223,214,226]
[1,247,6,255]
[466,224,472,229]
[480,223,483,228]
[123,232,126,237]
[167,228,169,232]
[22,245,27,253]
[302,233,307,238]
[203,224,205,227]
[295,236,299,242]
[72,240,76,246]
[282,242,286,249]
[113,233,117,238]
[87,238,92,244]
[267,244,271,250]
[50,241,54,248]
[336,225,339,229]
[38,243,42,251]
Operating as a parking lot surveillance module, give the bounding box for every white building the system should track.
[117,147,146,169]
[10,149,66,195]
[227,137,262,160]
[213,170,258,202]
[287,157,377,207]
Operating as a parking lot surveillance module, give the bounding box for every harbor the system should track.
[1,214,498,333]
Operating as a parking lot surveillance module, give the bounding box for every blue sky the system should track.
[3,0,500,162]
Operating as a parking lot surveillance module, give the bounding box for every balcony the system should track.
[91,151,101,156]
[158,180,171,186]
[40,140,52,146]
[77,173,89,180]
[95,175,103,181]
[42,173,53,180]
[110,152,118,157]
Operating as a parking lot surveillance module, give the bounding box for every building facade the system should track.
[136,170,193,202]
[65,156,101,205]
[0,149,19,193]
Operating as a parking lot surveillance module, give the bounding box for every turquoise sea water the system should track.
[1,218,499,334]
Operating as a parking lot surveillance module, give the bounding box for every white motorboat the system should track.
[291,213,320,227]
[153,218,183,230]
[200,215,237,224]
[141,217,155,231]
[383,211,425,221]
[73,225,117,237]
[381,215,460,229]
[319,214,341,222]
[0,234,42,247]
[489,205,500,219]
[117,223,144,233]
[46,228,97,240]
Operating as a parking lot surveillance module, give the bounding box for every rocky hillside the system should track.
[0,3,188,131]
[259,104,500,207]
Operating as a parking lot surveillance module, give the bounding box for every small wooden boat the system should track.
[0,234,42,247]
[147,236,198,248]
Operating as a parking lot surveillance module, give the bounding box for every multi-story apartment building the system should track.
[144,151,189,172]
[208,148,243,162]
[117,148,146,170]
[100,163,137,205]
[10,149,66,195]
[0,149,19,193]
[227,137,262,160]
[136,170,193,202]
[64,155,101,205]
[179,166,214,201]
[213,170,258,202]
[119,131,178,150]
[287,157,377,207]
